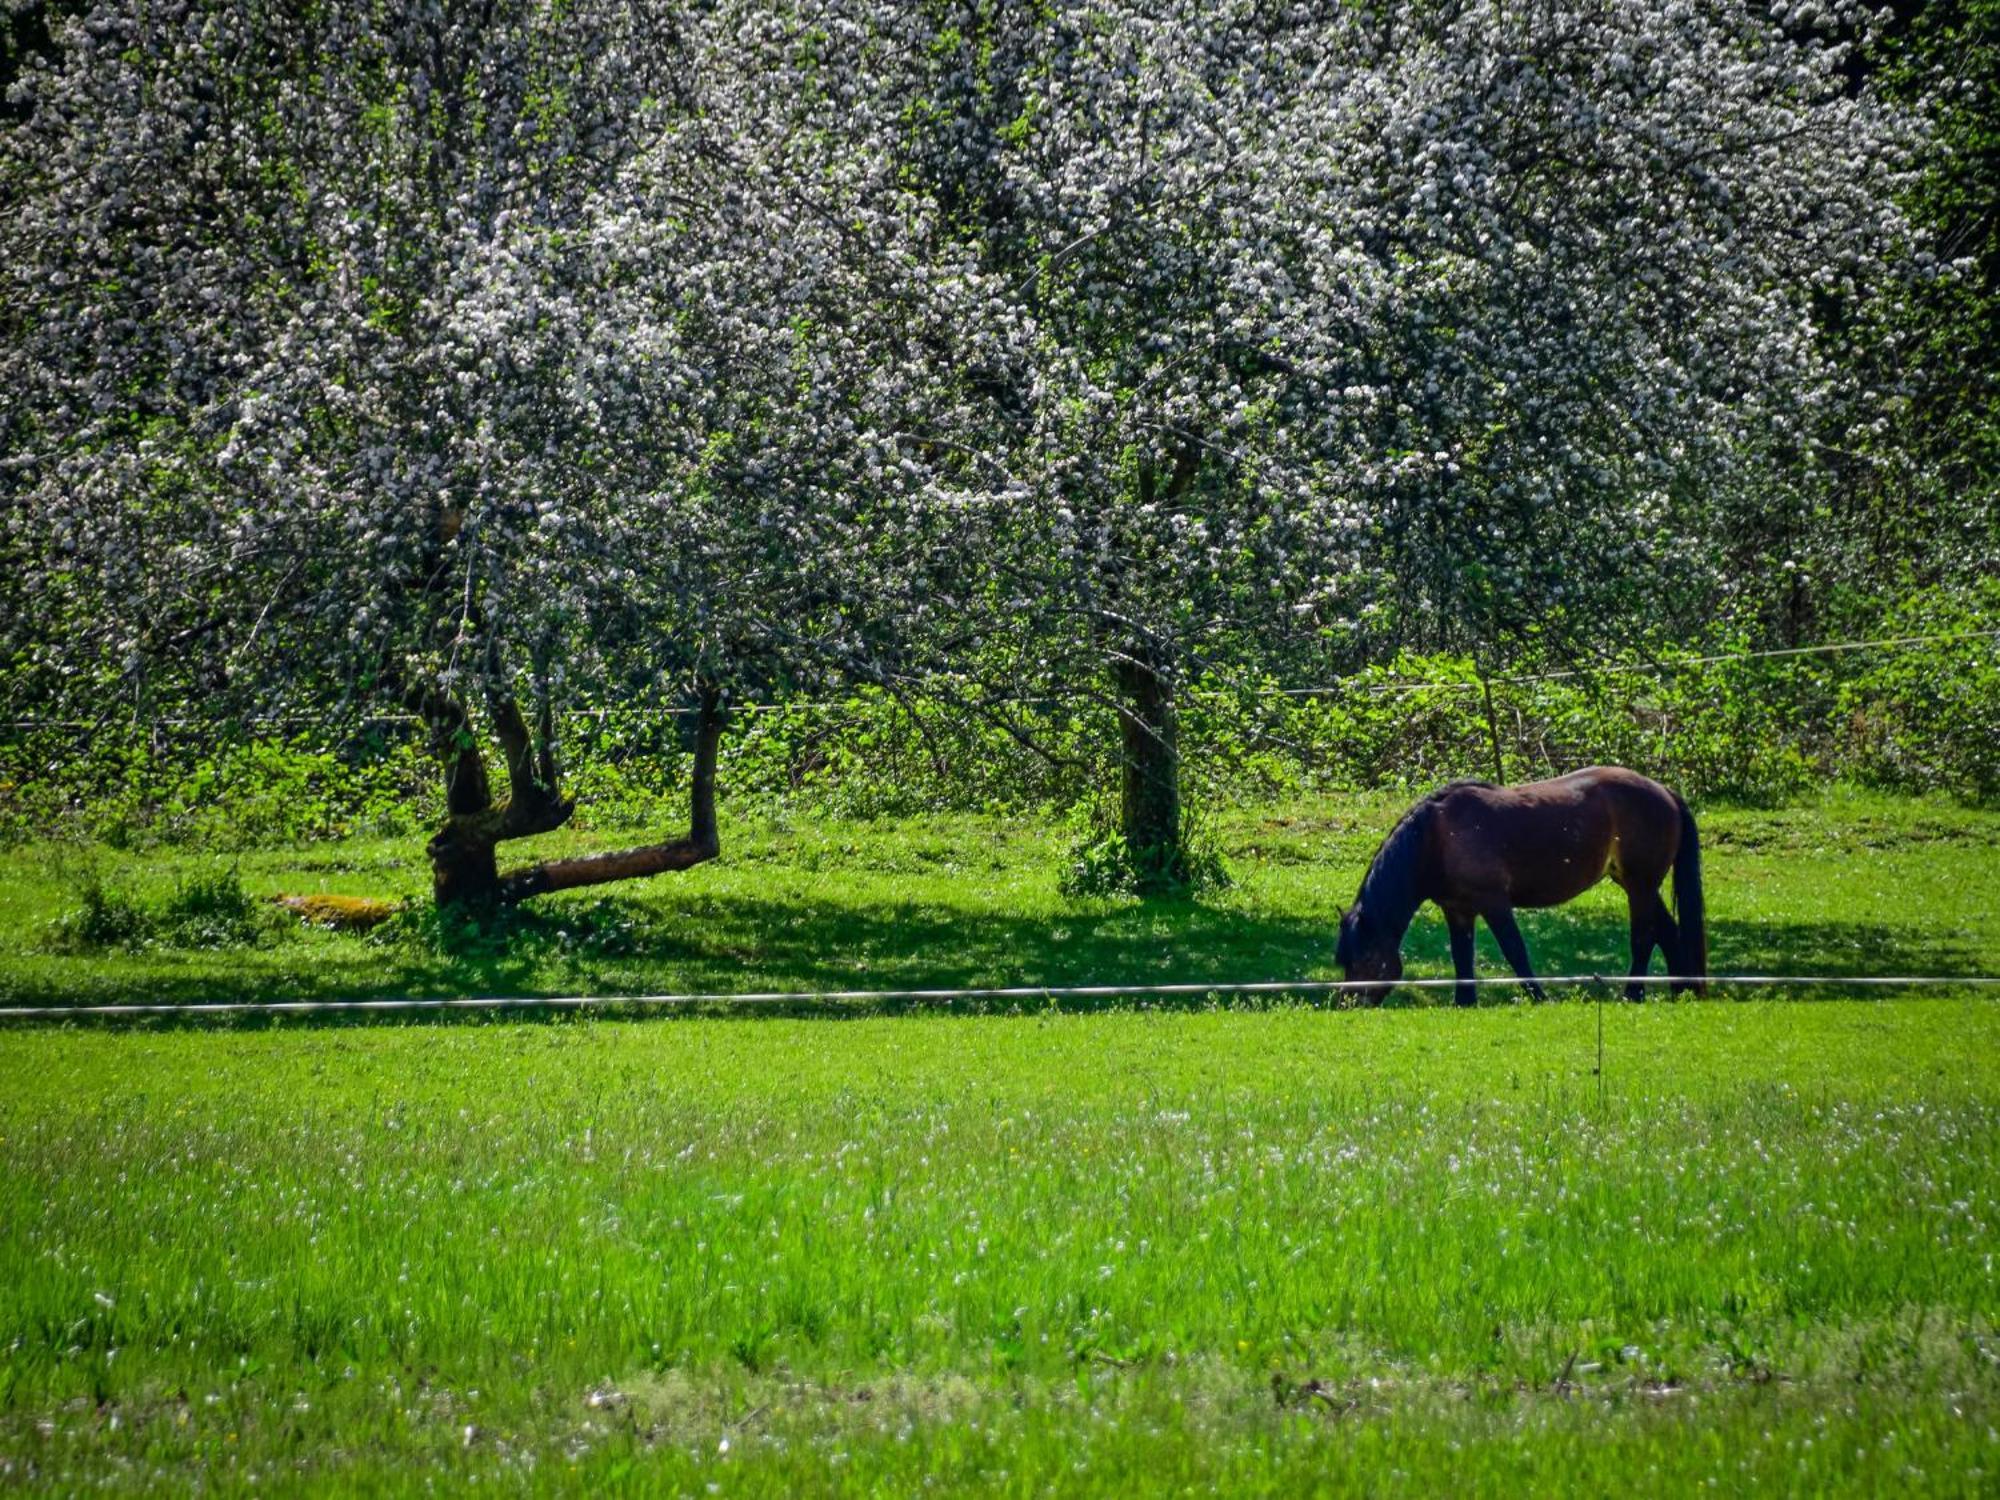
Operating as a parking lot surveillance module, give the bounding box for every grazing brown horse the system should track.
[1335,767,1705,1005]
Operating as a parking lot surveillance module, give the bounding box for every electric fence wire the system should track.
[2,971,1996,1020]
[3,627,1995,729]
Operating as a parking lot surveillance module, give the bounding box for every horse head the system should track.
[1336,902,1402,1001]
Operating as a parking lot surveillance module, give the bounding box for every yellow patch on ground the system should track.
[273,893,401,931]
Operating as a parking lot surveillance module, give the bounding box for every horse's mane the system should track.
[1357,801,1429,919]
[1358,781,1490,931]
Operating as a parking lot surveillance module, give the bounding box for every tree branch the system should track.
[495,685,726,903]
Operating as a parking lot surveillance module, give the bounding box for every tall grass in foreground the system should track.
[1,1001,1995,1493]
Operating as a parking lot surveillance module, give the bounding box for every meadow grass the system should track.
[0,786,1994,1009]
[0,1003,1996,1493]
[0,790,1996,1492]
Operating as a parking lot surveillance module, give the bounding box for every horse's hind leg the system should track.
[1624,886,1664,1002]
[1482,906,1547,1002]
[1446,912,1477,1008]
[1652,903,1688,995]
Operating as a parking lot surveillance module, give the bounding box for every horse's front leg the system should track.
[1445,910,1477,1008]
[1483,906,1547,1002]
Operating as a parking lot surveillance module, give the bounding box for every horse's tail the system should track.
[1672,793,1707,993]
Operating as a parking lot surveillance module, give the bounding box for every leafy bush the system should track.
[1057,801,1231,900]
[1838,581,2000,804]
[5,589,1996,847]
[157,869,283,949]
[43,870,152,952]
[43,865,283,952]
[0,724,436,848]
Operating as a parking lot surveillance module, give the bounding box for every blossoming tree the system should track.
[1,0,994,906]
[899,0,1918,889]
[3,0,1925,906]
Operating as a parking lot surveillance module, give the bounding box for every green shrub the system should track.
[42,864,283,952]
[5,588,1995,845]
[157,868,282,949]
[1838,581,2000,804]
[43,870,152,952]
[1056,800,1231,900]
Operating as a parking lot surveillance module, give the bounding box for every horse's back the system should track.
[1428,767,1681,907]
[1480,766,1679,822]
[1560,766,1684,838]
[1431,767,1654,822]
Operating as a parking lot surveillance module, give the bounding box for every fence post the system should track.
[1477,665,1505,784]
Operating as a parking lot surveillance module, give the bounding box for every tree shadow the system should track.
[1408,905,1990,999]
[3,886,1987,1023]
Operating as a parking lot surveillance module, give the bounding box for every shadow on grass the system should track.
[1486,907,1990,983]
[1,889,1990,1024]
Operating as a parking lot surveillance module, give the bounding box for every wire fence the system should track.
[3,630,1992,1029]
[1265,628,2000,698]
[2,971,1995,1021]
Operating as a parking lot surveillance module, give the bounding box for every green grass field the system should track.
[0,788,1995,1009]
[1,791,1997,1493]
[2,1005,1996,1493]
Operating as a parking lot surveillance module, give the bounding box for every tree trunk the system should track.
[413,681,727,911]
[415,687,519,908]
[495,688,725,903]
[1112,646,1185,896]
[429,819,503,907]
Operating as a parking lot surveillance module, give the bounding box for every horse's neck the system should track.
[1369,879,1421,946]
[1363,809,1428,941]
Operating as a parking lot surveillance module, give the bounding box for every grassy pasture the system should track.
[0,790,1997,1493]
[1,1004,1996,1493]
[0,788,1994,1008]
